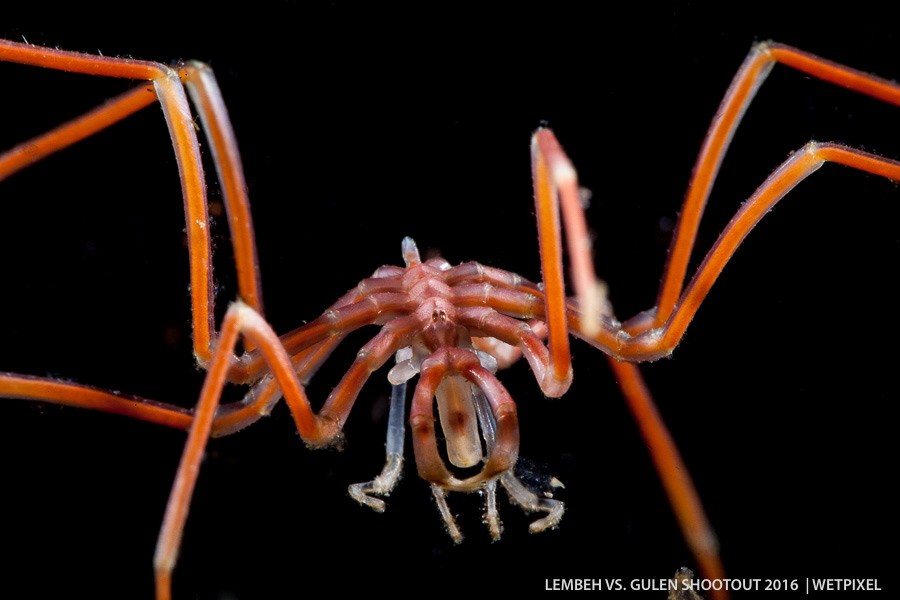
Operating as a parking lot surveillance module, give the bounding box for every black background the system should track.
[1,5,897,599]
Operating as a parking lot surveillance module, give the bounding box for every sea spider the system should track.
[1,35,897,599]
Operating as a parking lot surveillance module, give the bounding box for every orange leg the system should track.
[0,84,157,180]
[179,62,263,318]
[608,359,725,595]
[0,38,363,430]
[651,42,900,331]
[0,40,401,597]
[151,302,329,600]
[531,131,575,387]
[528,43,900,597]
[532,127,726,594]
[0,39,262,364]
[607,143,900,360]
[150,300,426,599]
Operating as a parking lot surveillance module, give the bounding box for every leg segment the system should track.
[431,484,464,543]
[458,306,571,397]
[532,129,607,337]
[0,373,193,430]
[530,131,576,388]
[570,143,900,596]
[652,42,900,330]
[153,306,242,600]
[180,62,262,315]
[483,479,502,540]
[0,285,406,442]
[0,39,265,364]
[499,471,565,534]
[605,143,900,360]
[348,381,407,511]
[152,301,352,600]
[0,85,157,181]
[607,359,725,600]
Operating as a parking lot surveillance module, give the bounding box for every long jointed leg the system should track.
[0,84,157,180]
[532,129,608,340]
[528,44,900,356]
[608,359,725,600]
[650,42,900,332]
[529,44,900,597]
[530,131,578,393]
[612,142,900,360]
[179,62,263,316]
[151,301,369,600]
[0,39,264,365]
[0,374,194,430]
